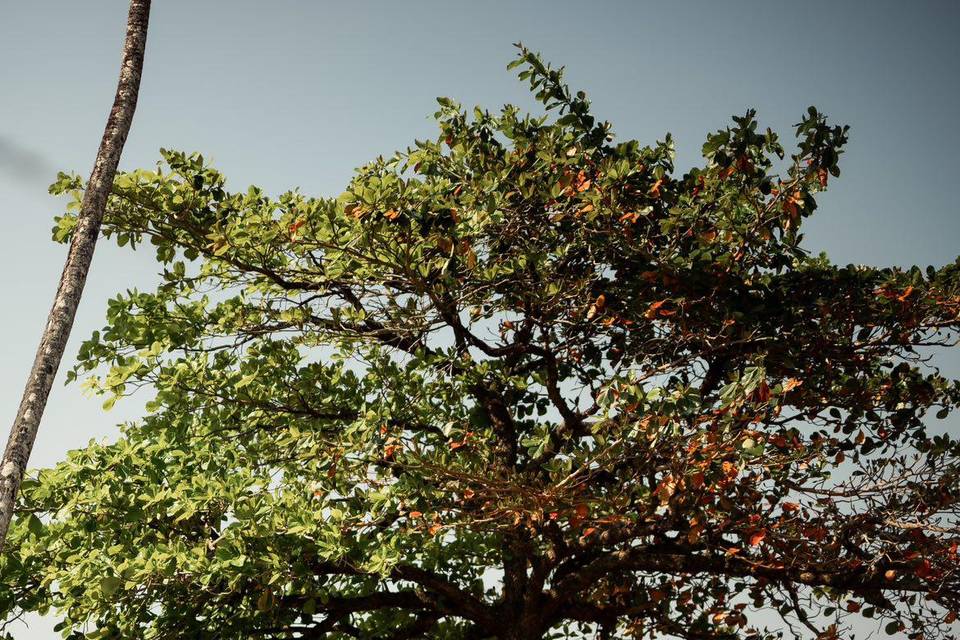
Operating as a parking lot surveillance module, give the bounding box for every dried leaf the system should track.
[586,294,606,320]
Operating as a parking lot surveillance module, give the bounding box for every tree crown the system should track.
[4,46,960,640]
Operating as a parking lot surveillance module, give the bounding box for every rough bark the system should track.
[0,0,151,549]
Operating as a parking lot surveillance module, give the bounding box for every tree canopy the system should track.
[3,47,960,640]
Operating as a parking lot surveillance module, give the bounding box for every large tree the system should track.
[2,48,959,640]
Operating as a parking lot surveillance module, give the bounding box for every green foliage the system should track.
[3,45,960,639]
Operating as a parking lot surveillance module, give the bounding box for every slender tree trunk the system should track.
[0,0,151,550]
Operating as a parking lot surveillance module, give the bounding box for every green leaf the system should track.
[26,513,44,536]
[101,576,122,597]
[236,373,257,389]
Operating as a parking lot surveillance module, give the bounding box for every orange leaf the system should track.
[651,177,665,192]
[687,518,704,544]
[449,431,473,451]
[345,203,365,219]
[408,511,423,519]
[690,472,705,489]
[655,474,677,506]
[586,294,606,321]
[721,461,739,481]
[782,378,803,392]
[783,190,804,221]
[749,530,767,546]
[645,299,674,319]
[384,209,400,221]
[649,178,664,198]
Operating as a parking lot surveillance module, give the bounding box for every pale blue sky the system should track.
[1,1,958,637]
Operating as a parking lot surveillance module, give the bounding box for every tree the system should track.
[0,0,151,549]
[2,46,959,640]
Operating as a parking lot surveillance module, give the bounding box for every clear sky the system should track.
[1,1,958,637]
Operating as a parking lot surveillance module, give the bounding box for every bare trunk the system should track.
[0,0,151,549]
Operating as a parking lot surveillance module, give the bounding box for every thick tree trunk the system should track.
[0,0,151,550]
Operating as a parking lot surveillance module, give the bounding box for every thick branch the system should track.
[309,559,496,628]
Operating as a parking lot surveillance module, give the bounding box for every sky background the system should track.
[1,1,959,637]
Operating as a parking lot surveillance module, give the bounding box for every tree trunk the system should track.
[0,0,151,550]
